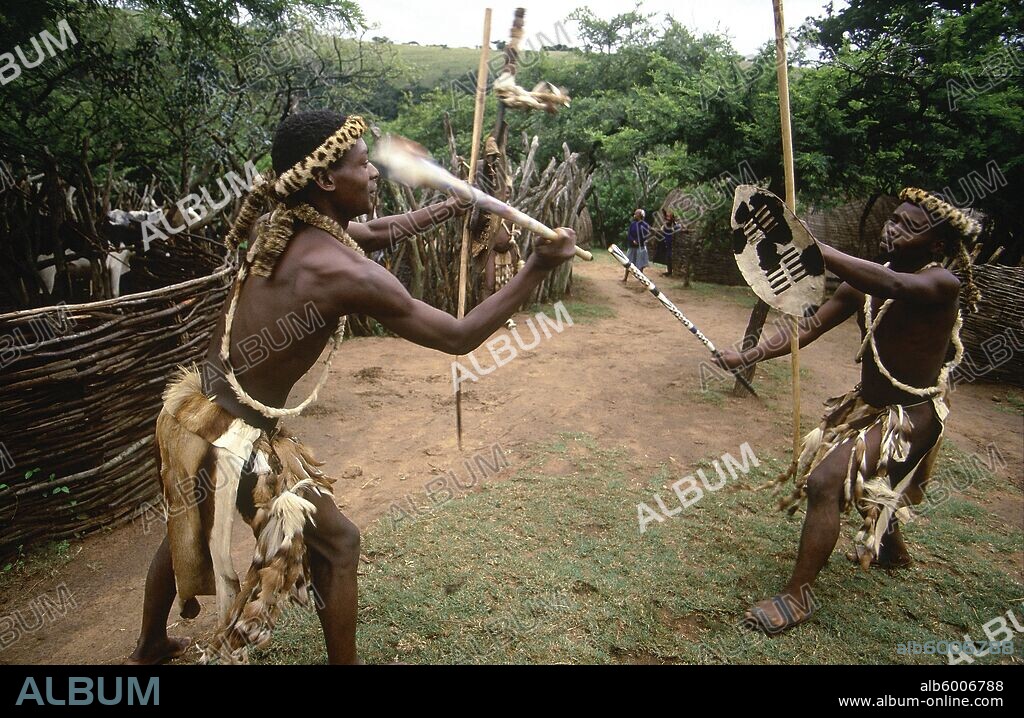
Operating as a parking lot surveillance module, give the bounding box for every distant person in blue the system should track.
[624,209,650,283]
[659,210,682,277]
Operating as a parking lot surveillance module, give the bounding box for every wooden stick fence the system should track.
[0,249,232,557]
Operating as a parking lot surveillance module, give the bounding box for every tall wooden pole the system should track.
[455,8,492,450]
[772,0,802,465]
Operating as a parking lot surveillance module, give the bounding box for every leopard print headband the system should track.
[899,187,981,239]
[272,115,368,197]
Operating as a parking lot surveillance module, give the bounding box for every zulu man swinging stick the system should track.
[128,110,578,664]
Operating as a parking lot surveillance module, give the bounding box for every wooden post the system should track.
[455,8,492,450]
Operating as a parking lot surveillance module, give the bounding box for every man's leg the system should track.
[855,404,941,568]
[875,520,913,567]
[746,430,877,631]
[844,503,914,568]
[302,490,361,665]
[748,405,941,631]
[127,535,191,664]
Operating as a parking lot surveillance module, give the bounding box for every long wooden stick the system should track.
[610,245,759,398]
[455,8,492,450]
[772,0,802,464]
[493,8,525,148]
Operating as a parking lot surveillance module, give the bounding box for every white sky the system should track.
[359,1,848,55]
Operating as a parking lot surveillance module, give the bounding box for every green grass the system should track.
[523,298,614,324]
[0,539,77,590]
[695,388,726,407]
[554,300,616,322]
[253,433,1023,665]
[994,392,1024,417]
[527,274,616,323]
[665,278,759,308]
[696,355,810,408]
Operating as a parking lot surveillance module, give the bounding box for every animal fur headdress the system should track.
[898,187,982,313]
[899,187,981,240]
[224,115,368,276]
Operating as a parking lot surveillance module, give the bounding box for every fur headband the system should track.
[273,115,369,198]
[899,187,982,239]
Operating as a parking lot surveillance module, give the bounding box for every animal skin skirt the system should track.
[155,365,334,663]
[776,388,944,566]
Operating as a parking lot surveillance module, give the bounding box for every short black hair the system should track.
[271,110,349,176]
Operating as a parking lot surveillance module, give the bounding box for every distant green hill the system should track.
[389,43,577,89]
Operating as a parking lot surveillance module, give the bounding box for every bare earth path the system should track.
[2,253,1021,664]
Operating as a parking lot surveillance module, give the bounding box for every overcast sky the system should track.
[359,1,848,56]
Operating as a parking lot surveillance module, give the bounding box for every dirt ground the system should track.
[2,253,1021,664]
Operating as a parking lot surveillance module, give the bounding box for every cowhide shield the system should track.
[731,185,825,316]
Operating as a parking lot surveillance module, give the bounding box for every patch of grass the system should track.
[0,539,78,593]
[696,388,726,407]
[390,44,578,88]
[551,300,615,323]
[527,275,615,323]
[669,279,758,308]
[921,442,1017,520]
[994,392,1024,417]
[697,357,804,406]
[254,433,1022,665]
[324,40,578,92]
[753,359,811,400]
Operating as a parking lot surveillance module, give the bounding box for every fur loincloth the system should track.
[777,387,945,564]
[155,366,335,663]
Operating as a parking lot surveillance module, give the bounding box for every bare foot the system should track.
[846,548,912,569]
[126,636,192,665]
[743,594,815,634]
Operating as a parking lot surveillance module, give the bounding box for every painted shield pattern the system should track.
[731,185,825,316]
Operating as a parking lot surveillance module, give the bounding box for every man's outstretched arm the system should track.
[327,229,578,356]
[819,243,959,304]
[347,197,471,253]
[716,282,863,370]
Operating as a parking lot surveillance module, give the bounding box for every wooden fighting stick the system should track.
[493,8,526,152]
[372,135,593,262]
[453,8,493,450]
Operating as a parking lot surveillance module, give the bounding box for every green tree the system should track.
[800,0,1023,259]
[0,0,404,307]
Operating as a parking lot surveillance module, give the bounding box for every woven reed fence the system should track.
[959,264,1024,387]
[0,241,232,558]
